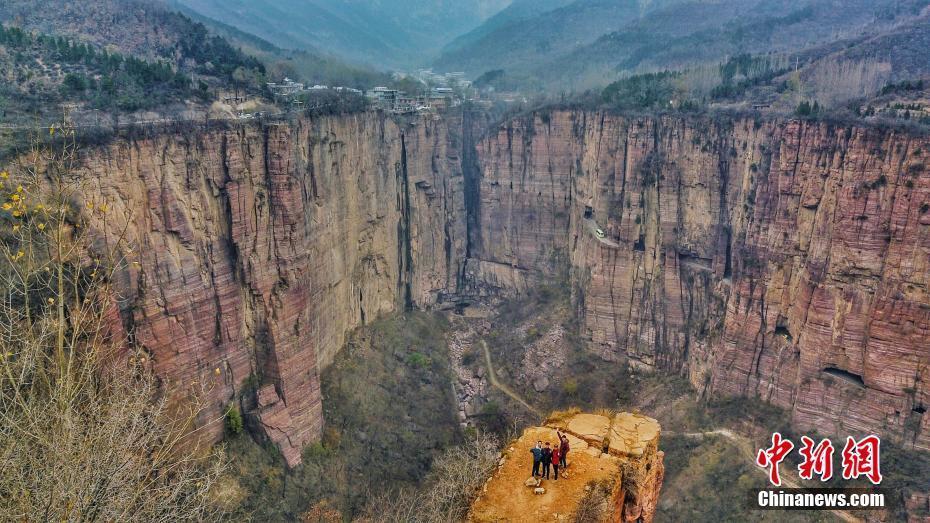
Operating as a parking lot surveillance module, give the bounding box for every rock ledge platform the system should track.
[469,410,664,523]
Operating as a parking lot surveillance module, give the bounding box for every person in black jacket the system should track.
[530,441,543,477]
[541,442,553,479]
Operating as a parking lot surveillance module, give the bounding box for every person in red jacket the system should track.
[557,431,570,469]
[551,445,561,480]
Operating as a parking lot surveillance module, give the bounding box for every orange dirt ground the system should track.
[469,426,619,522]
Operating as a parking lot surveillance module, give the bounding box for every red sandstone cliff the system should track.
[472,111,930,451]
[71,108,930,465]
[77,114,467,466]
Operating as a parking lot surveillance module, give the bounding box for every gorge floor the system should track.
[217,280,929,521]
[447,284,930,522]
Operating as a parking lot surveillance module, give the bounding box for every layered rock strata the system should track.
[78,113,467,465]
[472,111,930,450]
[70,108,930,463]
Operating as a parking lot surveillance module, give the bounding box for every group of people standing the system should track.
[530,431,570,480]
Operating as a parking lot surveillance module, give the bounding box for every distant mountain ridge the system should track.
[548,0,930,90]
[434,0,684,78]
[440,0,576,54]
[0,0,400,96]
[0,0,265,84]
[173,0,512,69]
[434,0,930,90]
[172,3,394,89]
[0,0,214,63]
[0,0,277,132]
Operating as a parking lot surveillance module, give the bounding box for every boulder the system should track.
[464,401,481,417]
[532,376,550,392]
[565,413,611,447]
[608,412,661,458]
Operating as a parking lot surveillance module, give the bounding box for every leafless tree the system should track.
[360,432,500,523]
[0,123,224,522]
[807,58,892,107]
[572,479,613,523]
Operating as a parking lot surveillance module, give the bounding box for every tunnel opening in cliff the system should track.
[773,325,792,343]
[822,367,866,388]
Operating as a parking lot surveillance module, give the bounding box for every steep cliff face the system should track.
[72,107,930,465]
[78,113,467,465]
[472,111,930,450]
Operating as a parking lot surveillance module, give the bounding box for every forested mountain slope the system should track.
[435,0,930,91]
[173,0,511,68]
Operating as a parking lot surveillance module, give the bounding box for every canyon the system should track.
[74,109,930,466]
[80,114,468,465]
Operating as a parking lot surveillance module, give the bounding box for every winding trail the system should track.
[667,430,861,523]
[479,340,542,417]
